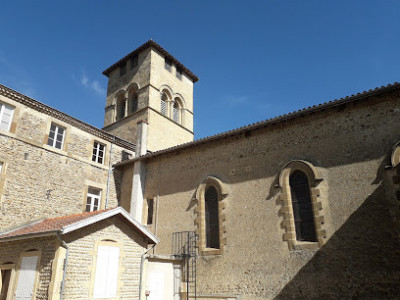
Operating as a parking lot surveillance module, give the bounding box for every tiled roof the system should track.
[0,207,159,244]
[102,40,199,82]
[116,81,400,166]
[0,210,107,239]
[0,84,136,152]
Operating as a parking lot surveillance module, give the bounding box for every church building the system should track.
[0,40,399,299]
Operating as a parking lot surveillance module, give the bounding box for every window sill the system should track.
[43,144,67,156]
[200,247,223,256]
[292,241,319,250]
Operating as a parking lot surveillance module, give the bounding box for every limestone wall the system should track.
[0,236,57,300]
[125,92,400,298]
[62,217,148,299]
[0,93,133,231]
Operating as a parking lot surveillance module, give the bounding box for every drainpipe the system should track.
[139,244,156,300]
[56,233,69,300]
[105,138,115,209]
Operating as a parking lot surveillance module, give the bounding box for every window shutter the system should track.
[15,255,38,300]
[105,247,120,297]
[93,246,109,298]
[161,100,167,116]
[0,104,14,132]
[93,245,120,298]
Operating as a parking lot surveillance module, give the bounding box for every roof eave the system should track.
[0,230,59,243]
[114,81,400,167]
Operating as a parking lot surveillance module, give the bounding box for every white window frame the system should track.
[92,141,106,164]
[93,245,120,299]
[47,123,66,150]
[86,187,102,212]
[0,102,14,132]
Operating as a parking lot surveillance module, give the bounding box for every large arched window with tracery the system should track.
[289,171,317,242]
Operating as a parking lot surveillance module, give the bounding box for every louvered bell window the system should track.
[161,99,167,116]
[173,103,179,123]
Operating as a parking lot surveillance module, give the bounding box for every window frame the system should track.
[47,123,66,150]
[13,250,41,300]
[194,176,229,255]
[92,141,106,165]
[90,240,122,300]
[86,187,102,212]
[0,263,16,300]
[0,102,15,132]
[278,160,326,250]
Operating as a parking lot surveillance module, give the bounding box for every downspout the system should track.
[56,233,69,300]
[105,138,115,209]
[139,244,156,300]
[153,194,160,255]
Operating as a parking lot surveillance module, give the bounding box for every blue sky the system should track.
[1,1,399,139]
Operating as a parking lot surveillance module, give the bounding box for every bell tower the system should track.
[102,40,198,152]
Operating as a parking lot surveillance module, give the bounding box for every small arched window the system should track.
[128,89,138,114]
[289,171,317,242]
[116,95,126,121]
[205,186,220,249]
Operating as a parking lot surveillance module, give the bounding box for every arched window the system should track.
[289,171,317,242]
[128,89,138,114]
[278,160,326,250]
[160,92,168,116]
[116,95,126,121]
[195,176,229,255]
[205,186,220,249]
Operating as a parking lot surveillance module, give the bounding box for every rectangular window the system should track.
[93,246,120,298]
[47,123,65,150]
[176,69,182,80]
[0,102,14,132]
[120,62,126,76]
[86,187,101,212]
[147,199,154,225]
[165,59,172,72]
[0,162,3,173]
[92,141,105,164]
[130,55,138,69]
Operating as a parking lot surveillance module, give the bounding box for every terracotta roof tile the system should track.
[0,209,108,239]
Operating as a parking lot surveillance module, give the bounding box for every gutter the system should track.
[115,81,400,167]
[56,233,69,300]
[105,137,115,209]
